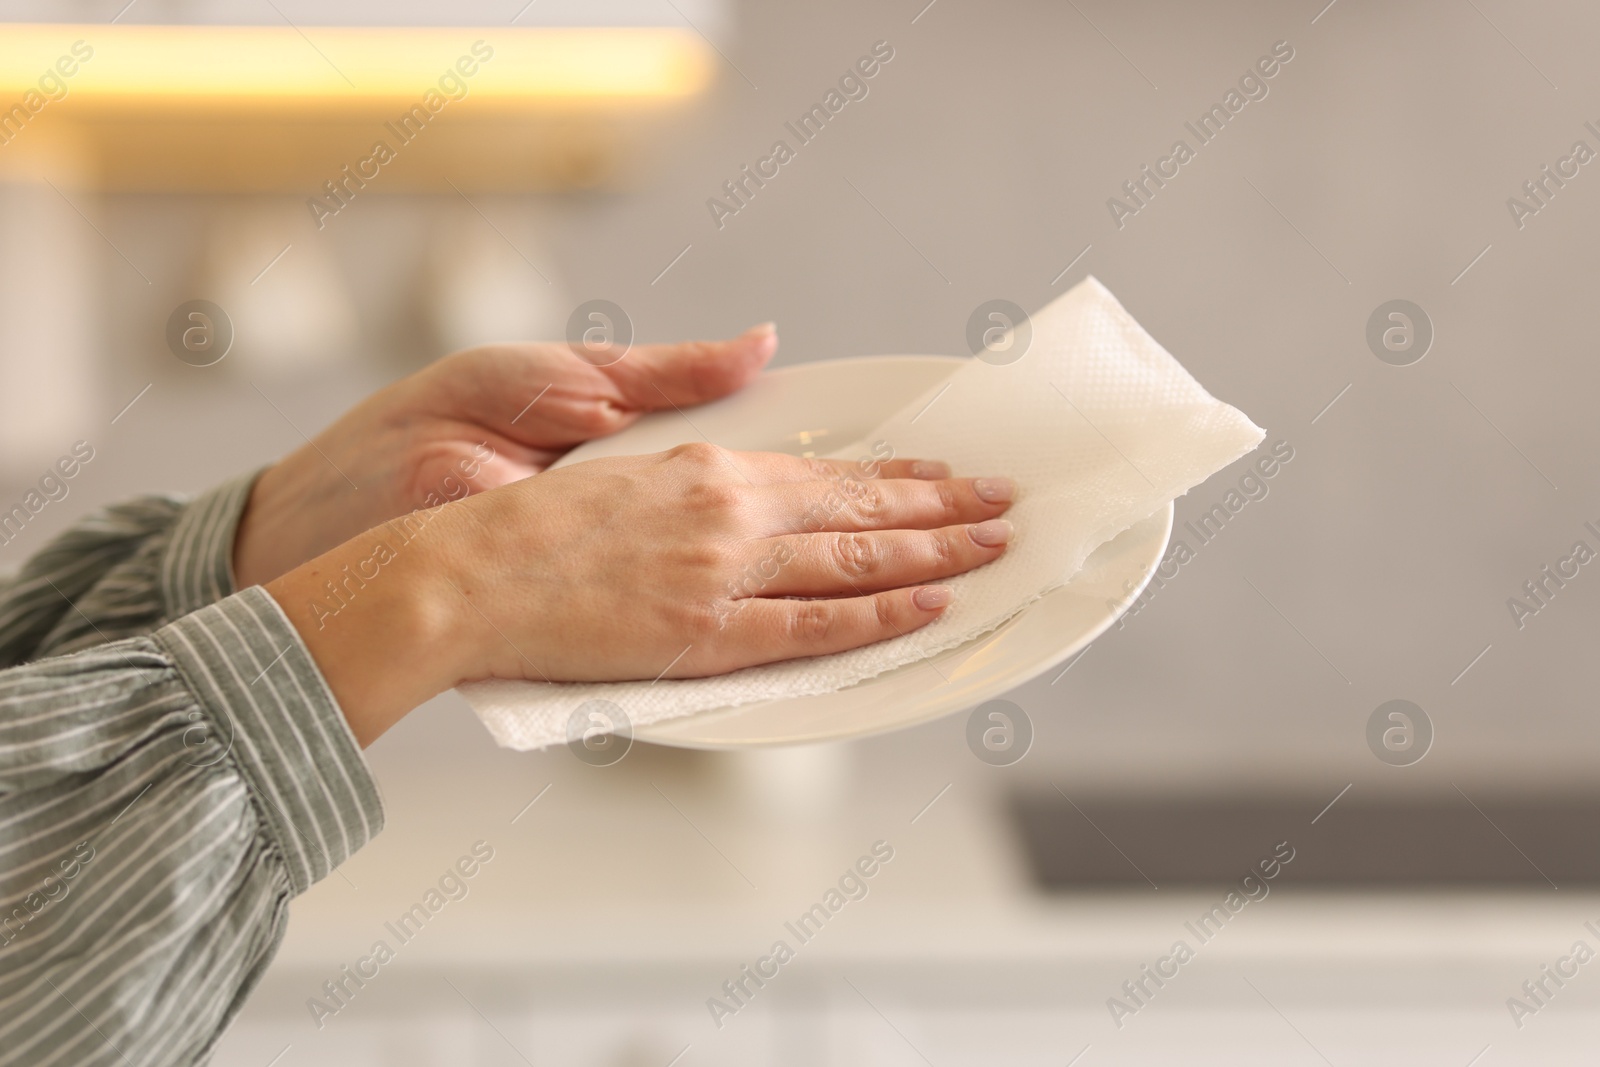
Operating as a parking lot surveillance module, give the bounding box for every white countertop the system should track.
[211,694,1600,1067]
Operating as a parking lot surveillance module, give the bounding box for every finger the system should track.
[600,323,779,410]
[754,475,1015,534]
[426,346,642,452]
[733,452,952,485]
[734,522,1012,597]
[713,585,953,669]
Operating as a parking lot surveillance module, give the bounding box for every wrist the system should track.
[263,507,467,746]
[234,445,379,589]
[234,458,321,589]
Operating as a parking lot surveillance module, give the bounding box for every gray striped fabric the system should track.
[0,473,384,1066]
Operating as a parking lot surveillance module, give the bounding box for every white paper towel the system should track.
[462,277,1264,749]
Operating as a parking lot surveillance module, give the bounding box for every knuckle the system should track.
[585,405,629,436]
[927,530,956,568]
[847,483,887,522]
[786,602,835,645]
[802,457,837,481]
[669,441,727,466]
[831,532,882,580]
[873,594,897,630]
[934,479,960,517]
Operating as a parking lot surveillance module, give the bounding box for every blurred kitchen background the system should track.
[5,0,1600,1062]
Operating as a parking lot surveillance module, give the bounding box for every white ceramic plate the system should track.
[549,355,1173,749]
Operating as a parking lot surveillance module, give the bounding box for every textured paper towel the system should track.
[462,277,1264,749]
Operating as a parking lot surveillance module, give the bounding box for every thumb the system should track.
[601,322,777,409]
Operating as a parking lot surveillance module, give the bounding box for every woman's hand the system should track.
[233,326,779,588]
[265,444,1015,745]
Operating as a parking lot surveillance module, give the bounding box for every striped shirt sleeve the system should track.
[0,471,254,663]
[0,476,384,1066]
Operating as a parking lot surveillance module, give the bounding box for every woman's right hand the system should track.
[267,443,1015,745]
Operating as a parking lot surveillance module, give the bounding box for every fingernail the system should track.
[968,519,1013,547]
[744,321,777,337]
[910,460,951,479]
[913,586,952,610]
[973,477,1015,503]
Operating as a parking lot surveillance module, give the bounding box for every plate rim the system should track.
[632,503,1173,748]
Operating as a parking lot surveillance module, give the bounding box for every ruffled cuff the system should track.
[152,585,383,893]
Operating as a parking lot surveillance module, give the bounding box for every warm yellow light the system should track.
[0,25,713,109]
